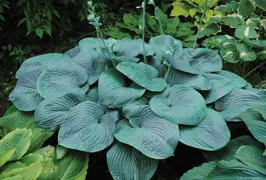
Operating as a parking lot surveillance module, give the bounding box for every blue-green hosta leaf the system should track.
[209,160,266,179]
[240,108,266,146]
[235,145,266,175]
[16,53,71,78]
[59,101,119,152]
[180,161,217,180]
[56,150,89,180]
[202,135,263,161]
[64,46,80,58]
[148,35,183,74]
[114,106,179,159]
[98,69,145,108]
[34,91,87,131]
[122,98,149,120]
[179,108,230,151]
[238,0,256,18]
[86,87,99,102]
[72,50,109,85]
[116,62,166,92]
[215,70,248,88]
[166,68,211,90]
[150,85,207,125]
[0,129,32,163]
[171,48,222,74]
[9,70,43,111]
[215,88,264,121]
[204,73,235,104]
[113,38,153,62]
[181,160,266,179]
[37,63,88,98]
[107,143,159,180]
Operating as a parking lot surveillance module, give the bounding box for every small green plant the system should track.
[0,0,9,30]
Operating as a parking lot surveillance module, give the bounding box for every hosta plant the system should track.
[0,127,88,180]
[6,32,266,179]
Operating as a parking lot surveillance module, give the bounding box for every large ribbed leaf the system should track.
[114,106,179,159]
[181,160,266,179]
[16,53,71,78]
[202,135,263,161]
[0,129,32,163]
[215,70,248,88]
[117,62,166,92]
[107,143,159,180]
[179,109,230,151]
[204,73,234,104]
[98,69,145,108]
[240,107,266,146]
[150,85,207,125]
[235,145,266,175]
[58,101,119,152]
[215,88,264,121]
[9,69,43,111]
[122,98,149,120]
[113,38,153,62]
[209,160,266,179]
[171,48,222,75]
[37,63,88,98]
[166,68,211,91]
[64,46,80,58]
[72,50,109,85]
[0,149,16,167]
[0,163,43,180]
[149,35,183,74]
[34,91,87,131]
[56,145,69,160]
[238,0,256,18]
[56,151,89,180]
[180,161,217,180]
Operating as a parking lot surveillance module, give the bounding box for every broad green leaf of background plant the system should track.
[202,135,263,161]
[56,151,89,180]
[254,0,266,11]
[98,69,145,108]
[170,1,190,17]
[171,48,222,74]
[114,106,179,159]
[58,101,119,152]
[215,88,265,121]
[72,50,109,85]
[235,145,266,175]
[0,129,32,164]
[235,25,258,39]
[34,91,87,131]
[150,85,207,125]
[107,143,159,180]
[179,108,230,151]
[166,68,211,90]
[107,26,132,39]
[37,63,88,98]
[240,106,266,146]
[203,73,234,104]
[9,70,43,111]
[113,38,153,62]
[116,62,166,92]
[208,14,244,28]
[15,53,71,78]
[238,0,256,18]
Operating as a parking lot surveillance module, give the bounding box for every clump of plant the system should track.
[4,1,266,179]
[108,3,196,47]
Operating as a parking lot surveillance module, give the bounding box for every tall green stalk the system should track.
[149,0,163,35]
[193,0,208,49]
[142,0,147,63]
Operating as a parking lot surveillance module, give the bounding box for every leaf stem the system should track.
[154,7,163,35]
[193,0,208,49]
[244,61,266,79]
[164,47,178,80]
